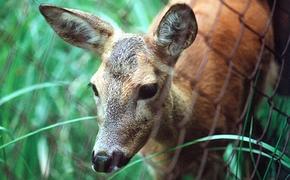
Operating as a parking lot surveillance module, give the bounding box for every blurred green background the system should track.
[0,0,289,179]
[0,0,166,179]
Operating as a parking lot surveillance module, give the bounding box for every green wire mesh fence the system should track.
[0,0,289,179]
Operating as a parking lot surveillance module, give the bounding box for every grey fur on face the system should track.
[107,36,146,76]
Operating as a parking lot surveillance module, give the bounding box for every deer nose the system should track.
[91,150,130,172]
[92,151,111,172]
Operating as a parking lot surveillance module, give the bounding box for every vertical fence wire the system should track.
[0,0,289,179]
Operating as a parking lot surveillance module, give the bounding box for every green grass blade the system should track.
[210,146,286,164]
[0,126,14,139]
[195,135,290,169]
[0,116,97,150]
[0,81,69,106]
[223,144,241,179]
[109,134,290,179]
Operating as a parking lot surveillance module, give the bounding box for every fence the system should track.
[0,0,289,179]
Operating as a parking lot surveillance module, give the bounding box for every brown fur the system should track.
[39,1,275,179]
[142,0,274,178]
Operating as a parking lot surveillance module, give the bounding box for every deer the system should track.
[39,0,277,179]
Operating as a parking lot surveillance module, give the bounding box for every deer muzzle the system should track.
[91,150,130,172]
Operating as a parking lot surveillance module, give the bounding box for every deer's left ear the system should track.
[154,4,198,57]
[39,5,115,54]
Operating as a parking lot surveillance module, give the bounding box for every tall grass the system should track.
[0,0,164,179]
[0,0,289,179]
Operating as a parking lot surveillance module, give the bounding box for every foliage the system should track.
[0,0,164,179]
[0,0,289,179]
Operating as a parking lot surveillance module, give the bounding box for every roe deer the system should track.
[39,0,276,179]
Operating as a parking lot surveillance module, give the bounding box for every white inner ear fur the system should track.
[158,11,190,56]
[155,5,197,57]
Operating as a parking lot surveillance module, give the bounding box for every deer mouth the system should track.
[91,151,131,173]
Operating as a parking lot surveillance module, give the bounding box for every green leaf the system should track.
[109,134,290,179]
[0,116,96,150]
[0,81,69,106]
[37,137,50,177]
[0,126,13,139]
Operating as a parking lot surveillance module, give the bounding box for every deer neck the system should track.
[153,80,195,147]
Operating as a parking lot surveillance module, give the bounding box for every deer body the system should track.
[40,0,274,179]
[141,1,273,178]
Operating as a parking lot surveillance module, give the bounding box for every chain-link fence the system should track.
[138,0,290,179]
[0,0,289,179]
[177,0,290,179]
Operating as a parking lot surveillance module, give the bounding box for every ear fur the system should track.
[155,4,198,57]
[39,5,114,54]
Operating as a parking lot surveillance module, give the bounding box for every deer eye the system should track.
[88,83,99,97]
[138,83,158,100]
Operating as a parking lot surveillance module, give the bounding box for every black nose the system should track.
[91,151,111,172]
[92,151,130,173]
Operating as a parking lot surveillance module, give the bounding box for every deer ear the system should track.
[39,5,114,54]
[154,4,198,57]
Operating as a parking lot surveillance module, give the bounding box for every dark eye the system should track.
[138,83,158,100]
[88,83,99,96]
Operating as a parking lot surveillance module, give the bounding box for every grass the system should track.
[0,0,289,179]
[0,0,165,179]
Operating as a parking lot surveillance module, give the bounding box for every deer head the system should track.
[39,3,197,172]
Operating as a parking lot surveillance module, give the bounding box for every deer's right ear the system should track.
[39,5,114,54]
[154,4,197,58]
